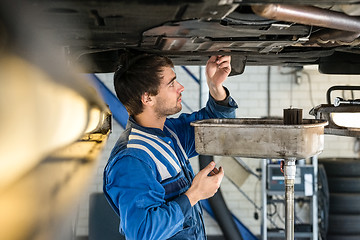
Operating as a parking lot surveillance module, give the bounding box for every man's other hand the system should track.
[184,161,224,206]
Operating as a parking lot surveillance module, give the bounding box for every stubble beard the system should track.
[154,99,182,118]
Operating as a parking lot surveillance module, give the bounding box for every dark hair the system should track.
[114,52,174,116]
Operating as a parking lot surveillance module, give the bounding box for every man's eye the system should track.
[170,81,175,87]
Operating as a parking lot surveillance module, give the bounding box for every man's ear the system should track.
[141,92,154,106]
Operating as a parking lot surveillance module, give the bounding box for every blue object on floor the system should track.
[201,200,258,240]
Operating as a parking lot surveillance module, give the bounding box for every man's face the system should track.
[153,66,184,118]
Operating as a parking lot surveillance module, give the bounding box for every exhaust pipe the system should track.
[252,4,360,33]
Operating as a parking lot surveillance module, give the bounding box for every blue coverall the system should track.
[103,92,237,240]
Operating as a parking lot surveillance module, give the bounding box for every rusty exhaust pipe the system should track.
[252,4,360,33]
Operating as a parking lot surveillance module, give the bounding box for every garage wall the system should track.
[75,65,360,237]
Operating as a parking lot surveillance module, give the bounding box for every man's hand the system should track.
[206,55,231,101]
[184,161,224,206]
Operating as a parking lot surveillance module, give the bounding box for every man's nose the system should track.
[177,82,184,93]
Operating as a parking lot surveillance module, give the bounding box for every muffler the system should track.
[252,4,360,33]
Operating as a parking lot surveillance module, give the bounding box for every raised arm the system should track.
[205,55,231,101]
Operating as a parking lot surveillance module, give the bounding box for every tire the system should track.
[319,158,360,177]
[329,193,360,214]
[328,177,360,193]
[328,214,360,235]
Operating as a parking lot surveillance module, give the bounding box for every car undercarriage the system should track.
[8,0,358,74]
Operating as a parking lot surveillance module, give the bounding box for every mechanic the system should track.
[103,53,238,240]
